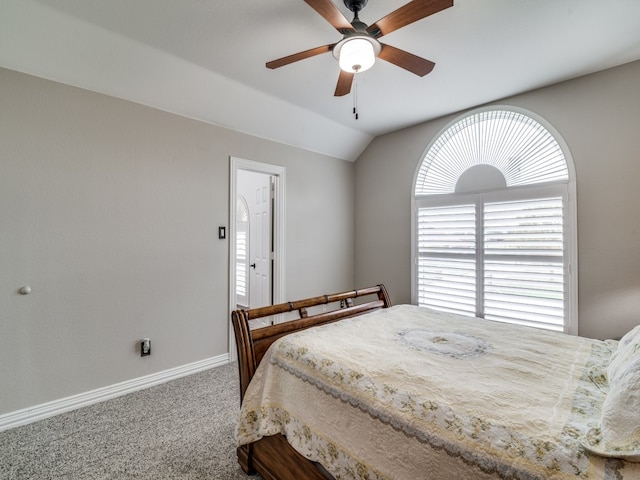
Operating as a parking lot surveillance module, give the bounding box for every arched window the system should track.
[413,108,577,333]
[235,195,250,308]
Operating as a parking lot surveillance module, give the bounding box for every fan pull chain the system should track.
[353,72,359,120]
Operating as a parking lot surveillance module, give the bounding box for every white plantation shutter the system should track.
[483,197,565,330]
[414,108,575,333]
[236,229,248,297]
[235,196,250,307]
[417,204,476,316]
[416,193,567,331]
[415,110,568,195]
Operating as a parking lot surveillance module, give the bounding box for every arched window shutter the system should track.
[414,108,575,333]
[415,110,569,196]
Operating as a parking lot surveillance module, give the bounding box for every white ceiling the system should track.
[2,0,640,161]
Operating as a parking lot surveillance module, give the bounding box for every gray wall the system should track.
[4,58,640,417]
[0,68,354,415]
[355,59,640,341]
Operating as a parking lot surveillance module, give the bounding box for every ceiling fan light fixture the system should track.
[334,36,380,73]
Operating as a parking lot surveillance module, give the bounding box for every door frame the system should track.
[228,157,286,360]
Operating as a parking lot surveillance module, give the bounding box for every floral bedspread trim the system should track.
[268,336,620,480]
[237,404,386,480]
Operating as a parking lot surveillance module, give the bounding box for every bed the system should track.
[231,284,640,480]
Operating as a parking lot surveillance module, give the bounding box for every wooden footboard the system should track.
[231,284,391,479]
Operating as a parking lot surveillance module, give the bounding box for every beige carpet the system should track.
[0,362,258,479]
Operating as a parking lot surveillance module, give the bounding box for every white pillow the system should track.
[600,355,640,450]
[582,327,640,460]
[608,324,640,383]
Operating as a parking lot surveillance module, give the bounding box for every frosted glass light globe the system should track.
[338,37,376,73]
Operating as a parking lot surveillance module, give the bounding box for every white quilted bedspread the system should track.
[236,305,640,479]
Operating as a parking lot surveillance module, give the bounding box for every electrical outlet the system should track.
[141,338,151,357]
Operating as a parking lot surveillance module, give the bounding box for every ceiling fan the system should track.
[266,0,453,96]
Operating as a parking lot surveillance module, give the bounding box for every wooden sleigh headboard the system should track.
[231,284,391,402]
[231,284,392,479]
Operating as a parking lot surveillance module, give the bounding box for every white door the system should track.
[237,170,272,309]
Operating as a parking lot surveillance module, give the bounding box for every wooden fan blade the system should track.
[367,0,453,38]
[304,0,355,34]
[334,70,354,96]
[266,44,334,69]
[378,43,435,77]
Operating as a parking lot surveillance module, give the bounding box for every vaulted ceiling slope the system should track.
[2,0,640,161]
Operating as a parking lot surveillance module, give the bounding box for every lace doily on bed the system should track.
[396,329,489,358]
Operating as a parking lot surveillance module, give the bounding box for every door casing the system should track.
[228,157,286,360]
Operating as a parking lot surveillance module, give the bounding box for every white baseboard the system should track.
[0,354,230,432]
